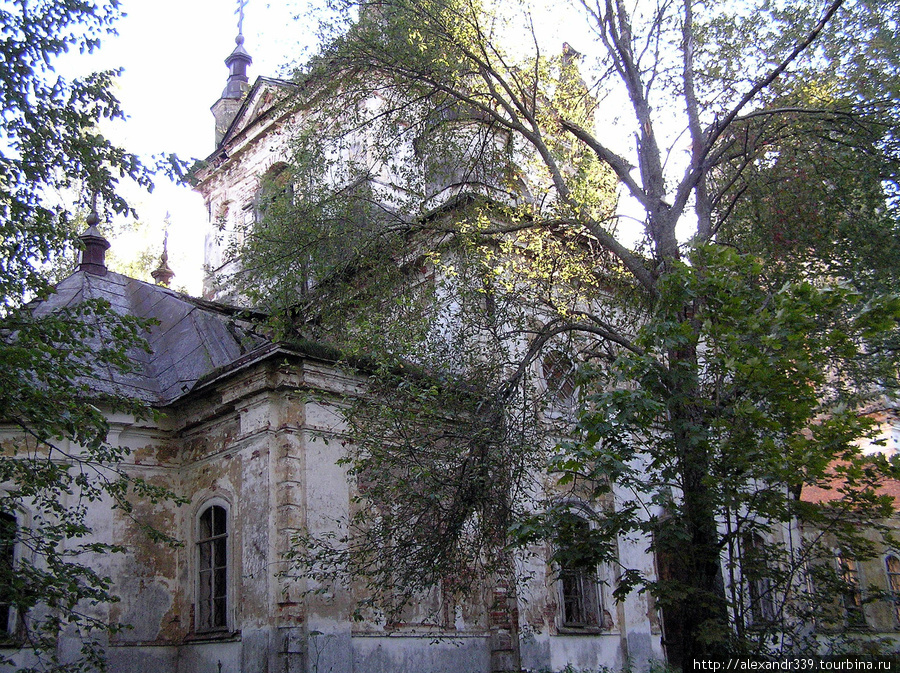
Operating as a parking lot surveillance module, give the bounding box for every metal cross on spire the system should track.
[235,0,248,38]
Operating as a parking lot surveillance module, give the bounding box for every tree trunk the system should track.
[667,343,731,670]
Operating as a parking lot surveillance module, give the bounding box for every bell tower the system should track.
[211,1,252,147]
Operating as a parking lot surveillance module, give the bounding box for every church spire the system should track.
[212,1,253,147]
[151,217,175,287]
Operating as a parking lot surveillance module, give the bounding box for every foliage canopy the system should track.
[231,0,900,664]
[0,1,177,670]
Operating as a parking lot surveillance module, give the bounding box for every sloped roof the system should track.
[30,270,271,406]
[216,76,296,154]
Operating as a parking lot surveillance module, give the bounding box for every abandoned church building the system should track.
[4,18,900,673]
[0,31,660,673]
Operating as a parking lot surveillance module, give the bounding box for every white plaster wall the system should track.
[353,634,492,673]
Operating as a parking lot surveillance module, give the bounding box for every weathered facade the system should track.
[0,34,665,673]
[0,260,662,672]
[150,30,900,669]
[7,26,900,673]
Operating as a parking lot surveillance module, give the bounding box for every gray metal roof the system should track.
[30,270,272,406]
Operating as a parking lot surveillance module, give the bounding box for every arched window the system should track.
[542,350,577,413]
[213,201,230,231]
[836,551,866,627]
[741,533,775,626]
[555,511,609,629]
[251,163,293,227]
[0,513,15,635]
[886,554,900,626]
[197,504,228,632]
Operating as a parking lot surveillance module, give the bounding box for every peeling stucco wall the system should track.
[0,353,670,673]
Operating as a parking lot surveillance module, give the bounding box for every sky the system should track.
[61,0,315,294]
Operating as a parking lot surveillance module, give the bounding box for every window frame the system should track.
[740,532,776,627]
[195,499,232,634]
[0,513,18,640]
[836,550,867,628]
[541,350,579,417]
[553,507,614,633]
[885,553,900,628]
[559,560,602,629]
[241,200,257,230]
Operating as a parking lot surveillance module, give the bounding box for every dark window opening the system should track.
[197,505,228,632]
[556,513,604,628]
[838,552,866,628]
[0,514,15,635]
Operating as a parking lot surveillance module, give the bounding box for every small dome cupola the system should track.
[79,209,110,276]
[151,228,175,287]
[221,34,253,101]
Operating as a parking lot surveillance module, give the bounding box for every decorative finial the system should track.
[213,2,253,146]
[151,214,176,287]
[219,2,253,102]
[236,0,248,40]
[86,191,99,227]
[79,194,110,276]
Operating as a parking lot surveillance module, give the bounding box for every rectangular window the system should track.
[561,566,600,627]
[197,505,228,631]
[743,533,775,626]
[0,514,15,636]
[556,512,609,630]
[543,351,578,416]
[886,555,900,626]
[837,553,866,628]
[242,202,256,229]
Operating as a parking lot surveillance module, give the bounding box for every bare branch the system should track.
[681,0,712,241]
[672,0,846,218]
[559,119,643,202]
